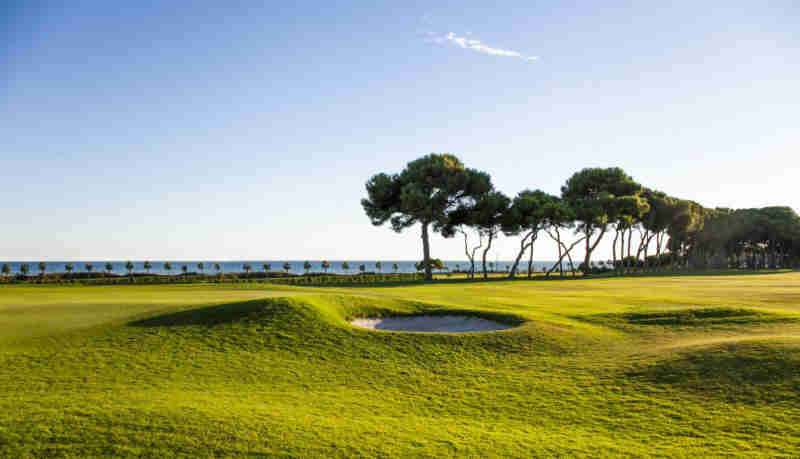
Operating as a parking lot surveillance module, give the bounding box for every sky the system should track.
[2,1,798,262]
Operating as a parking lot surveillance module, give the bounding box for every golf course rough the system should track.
[1,271,800,457]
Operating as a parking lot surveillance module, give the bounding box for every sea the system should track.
[0,260,562,276]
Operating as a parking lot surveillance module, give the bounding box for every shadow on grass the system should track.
[628,342,800,403]
[129,299,290,327]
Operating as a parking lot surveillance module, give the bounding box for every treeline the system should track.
[0,260,404,280]
[363,154,800,280]
[0,260,424,286]
[671,206,800,269]
[0,272,425,287]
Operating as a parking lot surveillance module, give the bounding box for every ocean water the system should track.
[0,260,563,276]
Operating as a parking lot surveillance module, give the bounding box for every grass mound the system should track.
[128,295,549,364]
[628,341,800,404]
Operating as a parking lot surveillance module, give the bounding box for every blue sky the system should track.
[2,1,798,261]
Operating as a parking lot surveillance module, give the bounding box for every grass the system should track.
[1,272,800,457]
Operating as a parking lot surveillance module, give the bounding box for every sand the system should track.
[349,315,515,333]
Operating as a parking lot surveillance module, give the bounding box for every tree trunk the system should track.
[421,222,432,280]
[626,227,633,263]
[619,227,626,273]
[635,229,646,260]
[482,232,495,279]
[635,229,649,271]
[656,232,665,270]
[584,229,592,275]
[546,230,586,277]
[508,228,539,279]
[462,230,482,279]
[546,228,564,277]
[567,247,577,277]
[527,237,535,278]
[612,229,619,275]
[583,225,607,276]
[508,230,535,279]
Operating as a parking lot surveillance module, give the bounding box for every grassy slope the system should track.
[1,273,800,457]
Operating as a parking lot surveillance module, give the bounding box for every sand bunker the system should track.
[349,315,515,333]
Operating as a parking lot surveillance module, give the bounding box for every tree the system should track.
[215,263,222,275]
[635,189,676,270]
[20,264,29,276]
[561,168,648,275]
[415,258,445,272]
[454,223,482,278]
[105,262,114,274]
[362,153,492,280]
[197,263,204,275]
[181,265,189,275]
[392,263,399,273]
[321,260,330,273]
[303,261,312,274]
[475,192,510,279]
[243,263,252,275]
[666,199,706,268]
[611,207,635,274]
[682,206,800,270]
[609,188,670,274]
[359,264,366,274]
[85,263,93,274]
[125,261,135,276]
[449,191,510,279]
[144,261,152,274]
[283,262,291,273]
[533,198,581,277]
[38,262,47,277]
[264,263,271,273]
[1,264,9,277]
[375,261,382,273]
[502,190,561,278]
[163,262,172,275]
[342,262,350,273]
[65,263,74,275]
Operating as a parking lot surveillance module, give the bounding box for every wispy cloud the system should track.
[427,32,538,62]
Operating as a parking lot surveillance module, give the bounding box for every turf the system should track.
[1,272,800,457]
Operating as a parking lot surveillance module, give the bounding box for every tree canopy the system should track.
[561,167,649,272]
[362,153,492,280]
[363,156,800,278]
[501,190,564,277]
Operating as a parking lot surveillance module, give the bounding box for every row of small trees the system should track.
[362,154,800,280]
[0,261,413,278]
[0,261,213,277]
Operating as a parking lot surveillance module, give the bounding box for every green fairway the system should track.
[2,273,800,457]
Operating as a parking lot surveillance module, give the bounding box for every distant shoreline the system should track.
[0,260,563,276]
